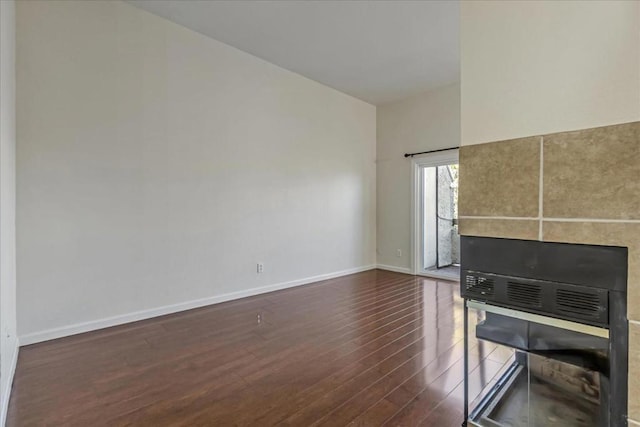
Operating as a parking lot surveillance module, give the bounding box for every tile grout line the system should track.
[542,218,640,224]
[460,216,640,224]
[538,136,544,241]
[458,215,538,221]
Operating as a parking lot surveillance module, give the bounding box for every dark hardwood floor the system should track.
[7,269,507,426]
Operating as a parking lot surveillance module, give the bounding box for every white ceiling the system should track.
[127,0,459,105]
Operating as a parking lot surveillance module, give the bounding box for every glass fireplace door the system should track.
[465,301,610,427]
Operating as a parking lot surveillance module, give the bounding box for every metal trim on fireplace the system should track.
[467,300,609,338]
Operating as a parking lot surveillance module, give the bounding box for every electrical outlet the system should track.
[257,263,264,273]
[396,249,402,257]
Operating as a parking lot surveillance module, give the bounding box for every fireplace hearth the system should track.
[461,236,628,427]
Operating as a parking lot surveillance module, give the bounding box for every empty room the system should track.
[1,1,639,426]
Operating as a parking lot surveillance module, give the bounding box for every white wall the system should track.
[16,0,376,342]
[461,0,640,145]
[376,83,460,271]
[0,0,18,423]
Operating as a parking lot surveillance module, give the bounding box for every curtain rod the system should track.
[403,146,459,158]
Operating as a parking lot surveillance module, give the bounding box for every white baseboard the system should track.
[376,264,413,275]
[628,418,640,426]
[20,264,376,346]
[0,339,19,427]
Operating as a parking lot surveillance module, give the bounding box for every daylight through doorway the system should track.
[420,163,459,280]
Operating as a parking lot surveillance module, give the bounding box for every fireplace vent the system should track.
[506,281,542,308]
[556,289,602,319]
[465,275,494,299]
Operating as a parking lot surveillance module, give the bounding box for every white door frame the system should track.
[410,149,459,278]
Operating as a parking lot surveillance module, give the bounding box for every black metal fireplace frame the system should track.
[460,236,628,427]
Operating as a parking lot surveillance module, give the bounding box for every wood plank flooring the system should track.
[7,269,507,426]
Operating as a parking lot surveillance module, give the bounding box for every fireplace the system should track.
[460,236,628,427]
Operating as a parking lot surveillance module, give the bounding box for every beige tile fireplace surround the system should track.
[458,121,640,422]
